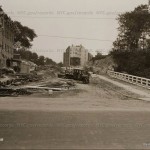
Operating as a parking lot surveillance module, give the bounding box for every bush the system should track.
[111,49,150,79]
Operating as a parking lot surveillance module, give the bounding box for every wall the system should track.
[20,61,30,74]
[63,45,89,67]
[0,10,15,68]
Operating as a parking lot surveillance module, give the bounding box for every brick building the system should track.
[0,7,18,68]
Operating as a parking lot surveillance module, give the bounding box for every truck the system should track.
[64,68,90,84]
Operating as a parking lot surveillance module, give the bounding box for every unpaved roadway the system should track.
[96,74,150,100]
[0,75,150,149]
[1,76,150,111]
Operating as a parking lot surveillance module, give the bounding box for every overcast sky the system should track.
[0,0,148,62]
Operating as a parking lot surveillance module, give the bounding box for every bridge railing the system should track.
[107,70,150,89]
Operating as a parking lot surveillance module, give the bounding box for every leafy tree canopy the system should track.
[110,4,150,78]
[112,5,150,51]
[14,21,37,48]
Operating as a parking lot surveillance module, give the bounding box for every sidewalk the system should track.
[92,74,150,101]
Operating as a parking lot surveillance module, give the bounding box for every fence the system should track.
[107,70,150,89]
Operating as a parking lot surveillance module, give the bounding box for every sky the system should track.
[0,0,148,62]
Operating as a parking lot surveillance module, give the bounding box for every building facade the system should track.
[13,53,37,74]
[88,52,93,61]
[63,45,93,67]
[0,7,17,68]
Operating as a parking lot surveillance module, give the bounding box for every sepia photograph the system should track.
[0,0,150,149]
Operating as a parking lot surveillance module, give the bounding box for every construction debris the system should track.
[22,86,62,91]
[0,73,42,87]
[48,90,53,95]
[0,88,32,97]
[0,65,76,97]
[0,78,76,97]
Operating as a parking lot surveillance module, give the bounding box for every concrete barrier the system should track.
[107,70,150,89]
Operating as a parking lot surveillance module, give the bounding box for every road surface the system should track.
[95,74,150,100]
[0,75,150,149]
[1,110,150,149]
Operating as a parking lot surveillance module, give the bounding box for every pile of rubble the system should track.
[0,73,42,87]
[0,88,32,97]
[87,56,117,74]
[0,65,76,97]
[21,79,76,95]
[0,77,76,97]
[0,73,43,97]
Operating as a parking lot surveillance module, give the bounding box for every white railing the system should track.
[107,70,150,89]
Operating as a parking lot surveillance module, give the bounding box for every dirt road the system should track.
[1,75,150,111]
[96,74,150,100]
[1,75,150,149]
[1,110,150,149]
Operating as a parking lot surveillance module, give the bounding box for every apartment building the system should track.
[0,7,17,68]
[63,45,93,67]
[88,52,93,61]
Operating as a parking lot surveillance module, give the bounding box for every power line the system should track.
[10,16,116,20]
[37,35,113,42]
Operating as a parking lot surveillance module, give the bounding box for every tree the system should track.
[31,53,38,63]
[112,5,150,51]
[45,58,56,65]
[14,21,37,48]
[37,56,45,66]
[57,62,63,67]
[110,4,150,78]
[13,21,58,67]
[92,52,107,62]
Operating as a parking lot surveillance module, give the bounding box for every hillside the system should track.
[87,56,117,74]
